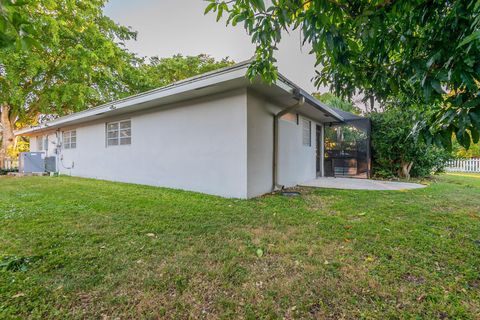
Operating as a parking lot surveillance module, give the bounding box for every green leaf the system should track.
[19,35,36,50]
[457,128,471,149]
[470,111,480,127]
[471,127,479,144]
[431,80,444,94]
[426,52,440,69]
[256,248,264,257]
[204,2,216,15]
[251,0,266,12]
[216,4,224,22]
[457,30,480,48]
[423,83,432,101]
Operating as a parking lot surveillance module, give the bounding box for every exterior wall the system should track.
[246,90,321,198]
[30,132,58,157]
[246,91,280,198]
[28,88,322,199]
[277,118,319,187]
[33,89,249,198]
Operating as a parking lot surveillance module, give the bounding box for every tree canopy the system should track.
[0,0,33,48]
[370,108,450,179]
[206,0,480,149]
[452,139,480,159]
[313,92,362,115]
[0,0,234,163]
[136,54,234,92]
[0,0,143,161]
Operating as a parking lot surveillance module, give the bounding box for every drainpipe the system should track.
[272,95,305,192]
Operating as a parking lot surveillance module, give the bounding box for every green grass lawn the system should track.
[1,174,479,319]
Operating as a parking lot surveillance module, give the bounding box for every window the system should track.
[302,118,311,146]
[36,136,48,151]
[106,120,131,146]
[36,136,43,151]
[63,130,77,149]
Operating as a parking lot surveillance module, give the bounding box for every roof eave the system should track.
[276,75,344,122]
[15,60,254,136]
[15,60,347,136]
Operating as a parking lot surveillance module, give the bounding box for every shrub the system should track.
[370,109,451,179]
[0,168,18,175]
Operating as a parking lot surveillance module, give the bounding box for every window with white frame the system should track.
[63,130,77,149]
[36,136,43,151]
[302,118,311,146]
[106,120,131,146]
[36,135,48,151]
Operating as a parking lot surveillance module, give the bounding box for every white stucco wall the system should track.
[31,89,248,198]
[30,133,58,157]
[28,88,322,198]
[246,91,279,198]
[277,119,319,187]
[246,90,320,198]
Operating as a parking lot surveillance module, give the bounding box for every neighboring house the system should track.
[16,60,353,198]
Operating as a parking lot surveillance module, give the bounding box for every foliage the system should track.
[324,124,367,159]
[0,0,36,48]
[137,54,234,91]
[1,175,479,318]
[313,92,361,115]
[370,109,451,178]
[452,139,480,159]
[6,136,28,158]
[0,0,141,117]
[0,0,146,162]
[206,0,480,149]
[0,167,16,175]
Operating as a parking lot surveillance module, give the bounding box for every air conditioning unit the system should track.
[19,152,45,173]
[45,156,58,173]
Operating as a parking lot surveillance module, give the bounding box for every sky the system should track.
[103,0,324,94]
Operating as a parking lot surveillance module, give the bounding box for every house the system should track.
[15,60,362,198]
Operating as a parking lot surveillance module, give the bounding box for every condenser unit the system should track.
[19,152,45,173]
[45,156,57,173]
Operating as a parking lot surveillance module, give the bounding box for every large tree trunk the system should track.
[398,161,413,179]
[0,105,15,168]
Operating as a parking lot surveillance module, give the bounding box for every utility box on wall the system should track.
[19,152,45,173]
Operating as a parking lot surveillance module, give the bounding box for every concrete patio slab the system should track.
[300,177,426,191]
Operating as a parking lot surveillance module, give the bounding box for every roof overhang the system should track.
[15,60,344,136]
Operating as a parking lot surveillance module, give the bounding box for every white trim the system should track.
[302,118,312,147]
[62,130,77,149]
[106,119,131,147]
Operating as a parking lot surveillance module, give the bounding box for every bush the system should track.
[0,168,18,175]
[370,109,451,179]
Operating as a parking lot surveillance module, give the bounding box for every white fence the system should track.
[445,158,480,173]
[1,157,19,170]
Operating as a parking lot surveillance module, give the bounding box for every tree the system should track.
[313,92,361,115]
[452,139,480,159]
[370,108,450,179]
[0,0,142,163]
[206,0,480,149]
[0,0,34,48]
[136,54,234,92]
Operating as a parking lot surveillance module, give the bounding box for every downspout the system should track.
[272,96,305,192]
